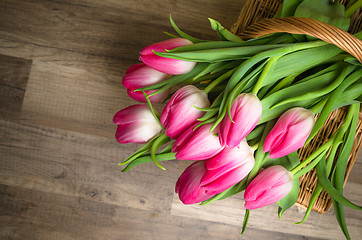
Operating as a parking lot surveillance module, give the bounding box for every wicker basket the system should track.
[231,0,362,213]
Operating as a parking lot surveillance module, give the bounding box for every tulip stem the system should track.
[203,68,237,94]
[246,121,273,185]
[143,91,164,129]
[345,0,362,17]
[250,143,259,151]
[290,133,338,176]
[292,102,357,176]
[251,56,280,95]
[150,134,170,171]
[308,97,328,114]
[240,209,250,235]
[264,73,298,98]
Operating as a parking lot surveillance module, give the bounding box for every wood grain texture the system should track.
[0,0,361,239]
[0,54,32,112]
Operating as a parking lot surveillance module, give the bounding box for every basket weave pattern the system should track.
[296,109,362,213]
[232,0,362,213]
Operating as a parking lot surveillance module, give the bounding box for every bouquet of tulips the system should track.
[113,0,362,238]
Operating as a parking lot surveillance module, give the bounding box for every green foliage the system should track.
[295,0,350,31]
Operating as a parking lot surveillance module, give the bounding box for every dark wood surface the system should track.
[0,0,361,239]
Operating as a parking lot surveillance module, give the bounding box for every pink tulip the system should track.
[219,93,262,148]
[122,63,170,89]
[175,161,215,204]
[161,85,210,139]
[139,38,197,75]
[263,107,315,158]
[244,165,293,210]
[113,105,162,144]
[172,123,224,161]
[127,89,169,103]
[200,139,255,194]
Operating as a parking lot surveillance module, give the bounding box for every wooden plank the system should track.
[347,151,362,183]
[0,184,324,240]
[0,0,245,76]
[0,118,185,213]
[0,0,241,63]
[0,54,32,112]
[0,0,243,52]
[21,60,125,135]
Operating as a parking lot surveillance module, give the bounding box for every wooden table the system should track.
[0,0,361,239]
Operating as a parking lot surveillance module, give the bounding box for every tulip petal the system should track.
[115,122,161,144]
[205,139,253,170]
[161,85,209,139]
[164,102,206,138]
[175,124,224,160]
[125,63,145,74]
[140,38,193,55]
[175,161,214,204]
[219,94,262,147]
[140,55,196,75]
[269,118,314,158]
[202,162,254,195]
[244,182,293,210]
[244,165,293,209]
[113,105,152,125]
[113,105,162,144]
[171,123,199,153]
[127,89,169,103]
[122,64,169,89]
[264,108,315,158]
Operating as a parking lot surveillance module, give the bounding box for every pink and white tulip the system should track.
[161,85,210,139]
[139,38,197,75]
[175,161,214,204]
[219,93,262,148]
[200,139,255,194]
[263,107,315,158]
[172,123,224,161]
[244,165,293,210]
[113,105,162,144]
[122,63,170,89]
[127,89,169,103]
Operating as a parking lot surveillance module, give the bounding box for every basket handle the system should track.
[240,17,362,63]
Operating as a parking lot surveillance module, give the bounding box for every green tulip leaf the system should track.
[277,177,299,219]
[295,184,323,224]
[121,152,176,172]
[262,151,300,170]
[276,151,300,218]
[315,157,362,211]
[294,0,350,31]
[241,209,250,235]
[208,18,244,42]
[279,0,304,17]
[169,14,205,43]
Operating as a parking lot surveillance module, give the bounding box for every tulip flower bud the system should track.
[200,139,255,194]
[113,105,162,144]
[219,93,262,147]
[172,123,224,161]
[244,165,293,210]
[139,38,197,75]
[161,85,210,139]
[127,89,169,103]
[122,63,170,89]
[263,107,315,158]
[175,161,215,204]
